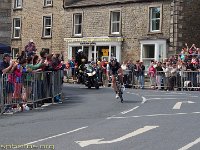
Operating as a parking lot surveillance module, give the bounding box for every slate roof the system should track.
[64,0,170,8]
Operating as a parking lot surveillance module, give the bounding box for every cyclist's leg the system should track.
[112,75,117,91]
[112,75,119,98]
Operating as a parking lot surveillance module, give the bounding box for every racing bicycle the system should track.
[115,74,124,103]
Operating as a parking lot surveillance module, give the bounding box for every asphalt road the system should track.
[0,83,200,150]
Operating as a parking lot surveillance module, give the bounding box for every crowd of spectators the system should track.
[60,43,200,92]
[0,40,65,113]
[118,43,200,90]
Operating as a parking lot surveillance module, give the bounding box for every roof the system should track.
[64,0,169,8]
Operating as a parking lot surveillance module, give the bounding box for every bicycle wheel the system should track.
[119,88,123,103]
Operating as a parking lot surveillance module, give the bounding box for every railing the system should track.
[0,70,63,114]
[64,66,200,91]
[121,70,200,91]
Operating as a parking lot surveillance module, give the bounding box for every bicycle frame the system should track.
[115,74,124,103]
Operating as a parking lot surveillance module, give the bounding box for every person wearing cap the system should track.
[0,53,15,111]
[75,49,87,67]
[75,49,88,84]
[0,53,14,75]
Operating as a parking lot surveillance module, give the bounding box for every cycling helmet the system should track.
[110,57,117,62]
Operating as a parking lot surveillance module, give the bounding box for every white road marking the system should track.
[147,98,180,100]
[173,101,195,110]
[178,137,200,150]
[165,92,187,95]
[22,126,88,146]
[191,96,198,98]
[121,106,139,114]
[144,95,189,97]
[173,102,182,109]
[141,97,147,104]
[106,115,117,119]
[108,112,200,119]
[129,92,140,96]
[75,126,159,147]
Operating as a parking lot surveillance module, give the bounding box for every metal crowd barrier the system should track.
[52,71,63,98]
[0,70,63,114]
[121,70,200,91]
[64,66,200,91]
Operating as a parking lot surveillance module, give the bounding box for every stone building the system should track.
[11,0,64,58]
[11,0,200,68]
[63,0,200,69]
[0,0,11,46]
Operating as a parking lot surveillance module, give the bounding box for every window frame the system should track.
[73,13,82,37]
[44,0,53,7]
[42,15,52,38]
[14,0,22,9]
[148,5,162,33]
[12,18,21,39]
[110,10,121,35]
[12,48,19,59]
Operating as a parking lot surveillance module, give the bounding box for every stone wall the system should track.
[0,0,11,45]
[11,0,65,55]
[63,1,172,62]
[10,0,200,61]
[179,0,200,49]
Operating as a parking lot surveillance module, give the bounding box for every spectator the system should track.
[148,60,156,89]
[69,57,76,80]
[156,62,163,90]
[162,62,171,91]
[0,54,15,108]
[169,63,177,90]
[134,60,141,88]
[139,61,145,89]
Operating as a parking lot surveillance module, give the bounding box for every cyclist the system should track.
[108,57,123,99]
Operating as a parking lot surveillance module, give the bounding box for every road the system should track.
[0,83,200,150]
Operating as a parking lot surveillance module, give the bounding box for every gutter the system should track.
[64,0,169,9]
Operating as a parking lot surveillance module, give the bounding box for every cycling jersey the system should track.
[109,62,121,75]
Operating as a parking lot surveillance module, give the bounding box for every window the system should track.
[14,0,22,8]
[140,40,167,71]
[12,48,19,59]
[150,7,161,32]
[44,0,52,6]
[13,18,21,38]
[43,16,52,37]
[110,11,120,34]
[142,45,155,59]
[73,13,82,36]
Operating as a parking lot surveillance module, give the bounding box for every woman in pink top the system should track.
[148,61,156,89]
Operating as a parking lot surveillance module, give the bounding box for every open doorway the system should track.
[96,46,109,61]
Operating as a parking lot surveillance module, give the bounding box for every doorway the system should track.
[96,46,109,61]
